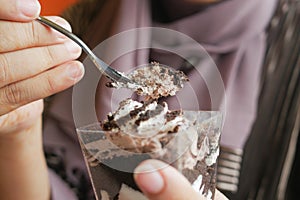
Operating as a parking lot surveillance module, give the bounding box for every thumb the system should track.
[0,0,41,21]
[134,159,206,200]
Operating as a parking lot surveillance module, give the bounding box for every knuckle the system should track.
[0,33,9,52]
[45,73,57,94]
[3,84,23,105]
[24,22,39,46]
[43,46,56,67]
[0,54,10,84]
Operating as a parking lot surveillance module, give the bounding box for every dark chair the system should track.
[217,0,300,199]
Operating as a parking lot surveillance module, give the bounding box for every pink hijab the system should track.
[46,0,277,156]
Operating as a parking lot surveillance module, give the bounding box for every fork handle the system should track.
[36,16,104,73]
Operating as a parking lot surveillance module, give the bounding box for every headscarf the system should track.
[80,0,277,150]
[43,1,277,197]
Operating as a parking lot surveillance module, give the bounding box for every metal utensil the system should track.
[36,16,134,85]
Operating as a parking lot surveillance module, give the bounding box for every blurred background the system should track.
[40,0,78,15]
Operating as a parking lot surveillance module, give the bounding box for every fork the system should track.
[36,16,134,85]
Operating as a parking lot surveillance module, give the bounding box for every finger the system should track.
[0,16,72,53]
[0,0,41,21]
[0,100,43,134]
[0,40,82,88]
[134,159,205,200]
[0,61,84,115]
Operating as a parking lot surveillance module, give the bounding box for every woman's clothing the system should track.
[43,0,277,199]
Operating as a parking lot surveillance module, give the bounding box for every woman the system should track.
[0,0,277,199]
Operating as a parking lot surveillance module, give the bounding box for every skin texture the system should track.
[0,0,83,199]
[134,159,228,200]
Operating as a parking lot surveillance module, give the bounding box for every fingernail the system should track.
[67,63,84,80]
[17,0,41,18]
[134,164,164,194]
[65,40,81,55]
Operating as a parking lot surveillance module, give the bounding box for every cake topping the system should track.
[107,62,189,99]
[101,98,186,153]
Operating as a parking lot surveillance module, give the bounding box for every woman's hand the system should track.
[134,159,228,200]
[0,0,84,135]
[0,1,83,199]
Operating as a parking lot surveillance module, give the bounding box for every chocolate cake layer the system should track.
[76,63,221,200]
[77,111,222,200]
